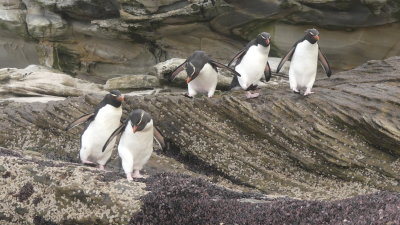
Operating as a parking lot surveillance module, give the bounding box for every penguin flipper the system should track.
[228,48,246,67]
[102,119,128,152]
[169,60,187,81]
[230,75,240,90]
[318,48,332,77]
[65,113,94,131]
[210,60,241,77]
[264,61,272,82]
[276,46,296,73]
[153,126,166,150]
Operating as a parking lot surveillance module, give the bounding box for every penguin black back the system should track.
[65,90,124,131]
[93,90,124,116]
[228,32,271,67]
[169,51,241,83]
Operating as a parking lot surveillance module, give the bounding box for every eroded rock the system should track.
[1,57,399,201]
[104,74,161,91]
[0,65,105,99]
[0,147,146,224]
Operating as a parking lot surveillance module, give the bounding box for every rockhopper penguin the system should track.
[102,109,160,180]
[65,90,124,170]
[170,51,241,98]
[228,32,272,98]
[276,28,332,95]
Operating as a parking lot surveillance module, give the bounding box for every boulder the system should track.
[0,65,105,99]
[104,74,161,91]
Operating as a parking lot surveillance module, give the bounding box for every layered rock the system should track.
[0,65,104,100]
[1,0,399,78]
[1,57,399,201]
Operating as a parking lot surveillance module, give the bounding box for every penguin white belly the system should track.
[188,63,218,97]
[289,42,319,89]
[236,45,270,89]
[80,105,122,165]
[118,121,154,174]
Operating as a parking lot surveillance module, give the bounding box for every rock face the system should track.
[0,56,399,201]
[0,56,399,223]
[1,0,399,79]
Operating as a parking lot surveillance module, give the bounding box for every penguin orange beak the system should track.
[117,95,124,102]
[314,35,320,41]
[186,77,193,84]
[132,126,138,133]
[266,39,270,45]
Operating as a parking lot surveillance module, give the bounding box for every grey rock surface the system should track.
[0,0,399,78]
[1,57,399,202]
[104,74,161,91]
[0,65,105,99]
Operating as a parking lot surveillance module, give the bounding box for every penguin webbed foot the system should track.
[132,170,144,179]
[126,170,145,180]
[184,93,193,98]
[82,160,97,166]
[304,89,314,96]
[245,91,260,99]
[98,165,106,171]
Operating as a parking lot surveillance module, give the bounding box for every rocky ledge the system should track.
[0,56,399,224]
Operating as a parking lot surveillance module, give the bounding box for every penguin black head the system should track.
[304,28,320,44]
[256,32,271,47]
[104,90,124,108]
[129,109,152,133]
[184,51,210,83]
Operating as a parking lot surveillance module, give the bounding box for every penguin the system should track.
[65,90,124,170]
[228,32,272,98]
[169,51,241,98]
[102,109,158,180]
[276,28,332,96]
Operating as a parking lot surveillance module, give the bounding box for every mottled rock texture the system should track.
[0,56,399,224]
[1,56,399,202]
[1,0,399,79]
[0,147,146,225]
